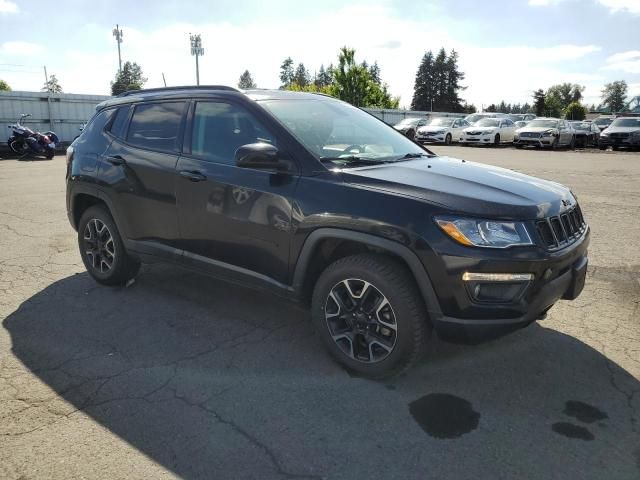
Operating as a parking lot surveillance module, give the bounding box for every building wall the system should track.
[1,91,110,143]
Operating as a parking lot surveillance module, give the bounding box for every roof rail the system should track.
[117,85,239,97]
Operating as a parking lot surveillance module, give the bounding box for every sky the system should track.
[1,0,639,109]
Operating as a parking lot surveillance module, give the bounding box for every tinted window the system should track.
[127,102,185,152]
[79,109,115,143]
[109,106,130,139]
[191,102,275,164]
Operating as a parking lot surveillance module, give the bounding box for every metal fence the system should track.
[1,90,468,143]
[0,91,110,143]
[363,108,466,125]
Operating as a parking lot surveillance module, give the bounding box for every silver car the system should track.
[514,118,575,149]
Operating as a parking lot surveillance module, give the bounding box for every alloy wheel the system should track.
[324,278,397,363]
[83,218,116,273]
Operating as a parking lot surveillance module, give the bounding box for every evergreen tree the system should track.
[279,57,295,88]
[369,62,381,85]
[497,100,507,113]
[443,49,465,112]
[42,74,63,93]
[411,51,435,111]
[532,89,546,116]
[316,64,332,87]
[237,70,257,89]
[111,62,147,96]
[601,80,628,113]
[294,62,309,87]
[522,102,532,114]
[486,104,497,112]
[432,48,448,111]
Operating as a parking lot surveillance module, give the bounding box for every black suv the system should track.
[66,86,589,378]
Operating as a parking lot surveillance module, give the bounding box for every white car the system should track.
[464,112,508,125]
[460,118,516,146]
[414,117,470,145]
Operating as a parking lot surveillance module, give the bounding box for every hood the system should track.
[520,126,558,133]
[603,126,640,134]
[464,126,497,133]
[341,156,574,219]
[417,126,449,133]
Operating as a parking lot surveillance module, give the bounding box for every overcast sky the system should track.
[1,0,639,108]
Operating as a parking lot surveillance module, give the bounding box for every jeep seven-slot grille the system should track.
[536,204,586,249]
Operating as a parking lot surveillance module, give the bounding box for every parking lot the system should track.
[0,147,638,479]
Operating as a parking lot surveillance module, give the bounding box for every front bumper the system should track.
[416,133,447,143]
[422,226,590,342]
[514,135,556,147]
[460,133,494,144]
[598,136,640,148]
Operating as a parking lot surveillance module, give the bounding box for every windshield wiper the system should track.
[319,156,384,166]
[398,152,436,159]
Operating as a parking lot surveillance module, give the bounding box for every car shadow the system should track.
[3,265,639,479]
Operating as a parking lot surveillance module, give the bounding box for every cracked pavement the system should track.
[0,147,639,479]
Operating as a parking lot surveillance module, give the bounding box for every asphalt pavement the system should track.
[0,146,638,479]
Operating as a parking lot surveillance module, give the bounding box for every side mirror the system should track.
[235,143,290,172]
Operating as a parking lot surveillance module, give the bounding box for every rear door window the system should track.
[127,102,186,153]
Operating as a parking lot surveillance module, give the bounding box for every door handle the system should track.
[106,155,125,166]
[179,170,207,182]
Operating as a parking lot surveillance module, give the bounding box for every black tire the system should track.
[311,253,430,379]
[78,205,140,286]
[612,146,619,151]
[46,149,54,160]
[599,145,607,150]
[406,129,415,140]
[494,133,500,146]
[445,133,452,145]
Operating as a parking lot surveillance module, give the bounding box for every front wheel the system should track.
[78,205,140,286]
[445,133,452,145]
[311,254,430,379]
[493,133,501,146]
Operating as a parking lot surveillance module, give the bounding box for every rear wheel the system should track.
[311,254,430,379]
[494,133,500,146]
[78,205,140,286]
[445,133,452,145]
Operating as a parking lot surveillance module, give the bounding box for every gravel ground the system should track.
[0,147,638,480]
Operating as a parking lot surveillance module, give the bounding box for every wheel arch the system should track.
[292,228,442,318]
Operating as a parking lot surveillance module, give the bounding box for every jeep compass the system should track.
[66,86,589,378]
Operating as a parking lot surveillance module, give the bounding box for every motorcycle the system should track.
[7,114,59,159]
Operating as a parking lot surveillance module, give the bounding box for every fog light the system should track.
[463,272,533,303]
[462,273,533,281]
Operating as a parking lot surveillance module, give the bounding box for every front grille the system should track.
[466,131,482,135]
[536,204,586,249]
[609,132,629,139]
[521,132,541,138]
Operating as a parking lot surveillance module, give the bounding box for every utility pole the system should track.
[112,24,123,72]
[162,73,167,87]
[189,33,204,86]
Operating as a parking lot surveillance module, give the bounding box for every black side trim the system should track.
[292,228,443,318]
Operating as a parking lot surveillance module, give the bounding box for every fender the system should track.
[291,228,443,319]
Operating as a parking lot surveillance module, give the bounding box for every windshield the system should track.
[507,114,525,121]
[528,119,558,128]
[465,114,486,124]
[594,118,613,125]
[571,122,591,130]
[426,117,453,127]
[260,98,428,163]
[610,118,640,128]
[476,119,500,127]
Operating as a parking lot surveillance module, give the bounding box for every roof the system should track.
[96,86,334,111]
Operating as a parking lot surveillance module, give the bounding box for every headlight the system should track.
[435,217,533,248]
[542,129,557,137]
[600,132,608,137]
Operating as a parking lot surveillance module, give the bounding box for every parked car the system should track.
[464,112,507,125]
[414,117,470,145]
[66,86,589,378]
[598,116,640,150]
[514,120,529,130]
[460,117,517,146]
[507,114,536,122]
[592,116,614,132]
[393,117,428,139]
[569,121,600,148]
[513,118,575,149]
